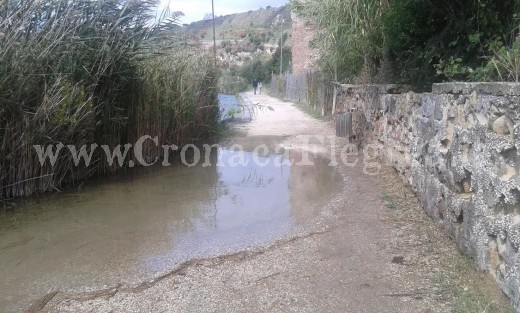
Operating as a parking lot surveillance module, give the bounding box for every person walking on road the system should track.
[253,79,258,95]
[258,82,263,94]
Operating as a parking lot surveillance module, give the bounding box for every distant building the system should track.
[291,9,317,74]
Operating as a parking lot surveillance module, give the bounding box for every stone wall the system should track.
[337,82,520,309]
[290,11,317,75]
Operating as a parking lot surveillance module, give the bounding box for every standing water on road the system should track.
[0,137,343,312]
[218,94,240,122]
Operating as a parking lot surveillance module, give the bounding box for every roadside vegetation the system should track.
[193,6,293,94]
[0,0,219,199]
[219,40,292,93]
[236,34,293,84]
[292,0,520,90]
[219,43,292,93]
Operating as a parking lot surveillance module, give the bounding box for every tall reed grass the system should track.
[0,0,219,199]
[292,0,387,82]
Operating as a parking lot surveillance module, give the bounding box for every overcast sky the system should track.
[158,0,289,24]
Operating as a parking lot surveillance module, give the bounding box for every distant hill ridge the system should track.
[182,5,292,43]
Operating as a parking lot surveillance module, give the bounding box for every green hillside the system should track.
[180,5,293,93]
[182,5,292,44]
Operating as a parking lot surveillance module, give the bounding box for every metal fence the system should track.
[335,112,352,139]
[271,71,335,116]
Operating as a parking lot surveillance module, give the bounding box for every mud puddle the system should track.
[0,137,343,312]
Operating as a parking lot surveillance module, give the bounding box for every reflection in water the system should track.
[218,94,238,122]
[143,149,293,273]
[0,145,342,312]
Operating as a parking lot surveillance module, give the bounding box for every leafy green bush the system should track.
[238,46,292,84]
[383,0,519,88]
[293,0,520,89]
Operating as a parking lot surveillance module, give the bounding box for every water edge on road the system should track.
[0,136,344,312]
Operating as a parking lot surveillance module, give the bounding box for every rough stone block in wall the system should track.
[337,82,520,311]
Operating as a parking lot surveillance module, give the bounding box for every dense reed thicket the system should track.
[0,0,219,199]
[292,0,520,90]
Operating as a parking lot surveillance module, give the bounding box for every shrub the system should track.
[293,0,520,89]
[383,0,519,89]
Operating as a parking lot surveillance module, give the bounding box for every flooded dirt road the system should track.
[1,92,513,313]
[0,136,342,312]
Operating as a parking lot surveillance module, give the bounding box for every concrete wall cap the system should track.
[433,82,520,96]
[338,84,412,94]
